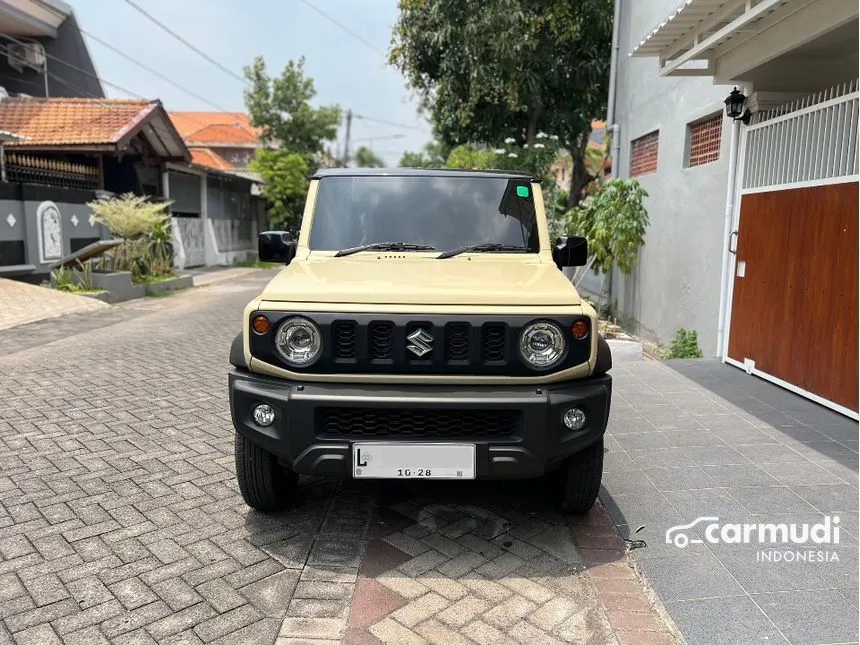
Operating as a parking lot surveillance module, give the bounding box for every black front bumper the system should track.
[229,369,611,479]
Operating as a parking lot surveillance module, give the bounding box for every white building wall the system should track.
[611,0,738,355]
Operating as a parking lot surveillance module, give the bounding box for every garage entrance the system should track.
[725,83,859,418]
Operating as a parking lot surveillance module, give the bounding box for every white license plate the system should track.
[352,442,476,480]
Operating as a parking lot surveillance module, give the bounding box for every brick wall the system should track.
[687,114,723,167]
[630,131,659,176]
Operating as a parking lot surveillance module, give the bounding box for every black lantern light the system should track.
[724,87,749,123]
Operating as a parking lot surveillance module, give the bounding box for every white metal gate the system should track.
[724,79,860,418]
[175,217,206,268]
[741,80,858,191]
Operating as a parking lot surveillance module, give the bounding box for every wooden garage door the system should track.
[727,182,858,412]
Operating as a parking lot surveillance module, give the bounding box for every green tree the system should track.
[562,178,649,314]
[354,146,386,168]
[244,56,342,153]
[389,0,613,207]
[243,55,342,229]
[248,149,310,232]
[444,145,495,169]
[398,140,449,167]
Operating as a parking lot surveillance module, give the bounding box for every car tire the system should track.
[554,438,604,514]
[234,432,297,511]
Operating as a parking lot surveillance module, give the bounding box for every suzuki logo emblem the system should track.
[407,328,434,358]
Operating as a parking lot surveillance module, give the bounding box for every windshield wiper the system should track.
[333,241,437,257]
[436,243,530,259]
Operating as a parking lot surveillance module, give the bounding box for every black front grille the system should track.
[333,321,357,358]
[445,323,470,361]
[369,321,394,359]
[250,312,592,376]
[482,324,507,361]
[318,407,520,438]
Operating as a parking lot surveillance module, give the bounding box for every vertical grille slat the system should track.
[369,321,394,359]
[482,324,507,361]
[445,322,470,362]
[332,321,357,359]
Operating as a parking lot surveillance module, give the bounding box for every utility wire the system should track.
[0,32,147,99]
[0,37,240,139]
[80,29,234,112]
[121,0,248,86]
[353,113,430,132]
[297,0,387,58]
[0,42,224,149]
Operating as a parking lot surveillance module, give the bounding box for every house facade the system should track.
[0,97,189,280]
[607,0,858,417]
[166,112,267,268]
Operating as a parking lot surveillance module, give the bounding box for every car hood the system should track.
[259,256,581,306]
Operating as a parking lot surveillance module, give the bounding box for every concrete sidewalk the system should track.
[0,277,108,331]
[603,358,858,645]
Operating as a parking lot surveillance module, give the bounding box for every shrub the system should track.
[87,193,175,281]
[89,193,172,238]
[660,328,704,359]
[562,178,649,276]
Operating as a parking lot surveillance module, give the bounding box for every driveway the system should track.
[0,277,108,331]
[0,271,677,645]
[602,359,858,645]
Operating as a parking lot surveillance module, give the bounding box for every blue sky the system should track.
[72,0,432,164]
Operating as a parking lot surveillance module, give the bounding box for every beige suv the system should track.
[229,168,612,514]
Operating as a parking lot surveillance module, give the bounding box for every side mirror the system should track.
[258,231,297,265]
[552,236,588,269]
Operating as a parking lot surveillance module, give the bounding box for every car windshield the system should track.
[308,175,540,253]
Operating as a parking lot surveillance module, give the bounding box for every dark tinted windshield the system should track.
[308,175,540,252]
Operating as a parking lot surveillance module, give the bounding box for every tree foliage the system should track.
[398,140,449,168]
[244,56,341,154]
[562,178,649,275]
[243,55,342,229]
[354,146,386,168]
[389,0,613,206]
[249,149,310,232]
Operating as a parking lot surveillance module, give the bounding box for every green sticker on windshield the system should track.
[516,185,529,198]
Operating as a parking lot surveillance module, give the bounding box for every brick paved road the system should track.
[0,271,677,645]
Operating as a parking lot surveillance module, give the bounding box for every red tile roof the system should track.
[0,97,157,146]
[190,148,234,170]
[169,111,261,145]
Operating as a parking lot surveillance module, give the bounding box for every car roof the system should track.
[311,167,538,181]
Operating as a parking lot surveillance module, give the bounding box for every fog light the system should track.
[253,403,275,426]
[563,407,587,431]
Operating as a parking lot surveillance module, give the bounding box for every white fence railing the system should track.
[742,80,858,190]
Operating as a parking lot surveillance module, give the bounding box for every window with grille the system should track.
[630,131,659,176]
[686,113,723,167]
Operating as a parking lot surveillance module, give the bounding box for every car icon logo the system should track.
[407,328,434,357]
[665,516,719,548]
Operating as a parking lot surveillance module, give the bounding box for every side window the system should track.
[685,113,723,168]
[630,131,659,177]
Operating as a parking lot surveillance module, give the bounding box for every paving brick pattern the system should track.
[0,271,676,644]
[343,480,678,645]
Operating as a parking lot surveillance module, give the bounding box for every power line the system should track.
[80,29,233,112]
[297,0,387,58]
[121,0,248,86]
[0,33,147,99]
[353,113,430,132]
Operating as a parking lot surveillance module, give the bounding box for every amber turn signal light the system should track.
[571,320,589,340]
[252,315,270,334]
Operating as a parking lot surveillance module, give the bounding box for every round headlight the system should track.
[275,317,322,367]
[519,321,565,369]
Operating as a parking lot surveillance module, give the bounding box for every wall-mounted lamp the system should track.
[724,87,751,124]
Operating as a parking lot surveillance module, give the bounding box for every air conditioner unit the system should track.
[7,42,46,73]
